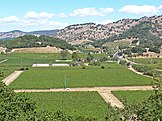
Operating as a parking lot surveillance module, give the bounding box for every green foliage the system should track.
[0,53,72,67]
[72,52,78,61]
[0,35,74,50]
[105,106,122,121]
[10,63,151,89]
[23,92,109,120]
[0,82,100,120]
[121,94,162,121]
[61,50,68,60]
[86,52,94,62]
[0,82,37,121]
[132,64,154,76]
[119,60,127,65]
[94,22,162,53]
[112,90,154,106]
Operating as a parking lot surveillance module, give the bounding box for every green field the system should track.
[0,53,72,67]
[129,58,162,69]
[112,90,154,105]
[21,91,112,120]
[0,67,18,80]
[10,63,152,89]
[103,41,130,48]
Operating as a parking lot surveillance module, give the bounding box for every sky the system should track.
[0,0,162,32]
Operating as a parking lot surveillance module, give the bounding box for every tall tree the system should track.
[72,52,78,61]
[61,50,68,60]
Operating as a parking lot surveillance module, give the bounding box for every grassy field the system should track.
[21,91,112,120]
[0,52,109,67]
[0,53,72,67]
[112,90,154,105]
[129,58,162,69]
[103,41,130,48]
[10,63,152,89]
[0,67,18,80]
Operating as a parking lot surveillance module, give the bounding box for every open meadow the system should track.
[0,52,157,120]
[21,91,113,120]
[0,53,72,67]
[10,63,152,89]
[129,58,162,69]
[112,90,154,105]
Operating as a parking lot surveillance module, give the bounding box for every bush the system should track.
[82,66,86,69]
[19,67,29,71]
[101,66,105,69]
[119,60,127,65]
[132,64,153,73]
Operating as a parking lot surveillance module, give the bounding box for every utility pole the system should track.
[64,76,66,89]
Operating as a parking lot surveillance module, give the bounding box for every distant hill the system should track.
[0,35,74,50]
[52,15,162,43]
[29,30,59,36]
[0,30,59,40]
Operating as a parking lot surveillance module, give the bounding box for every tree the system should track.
[0,82,37,121]
[61,50,68,60]
[105,105,122,121]
[121,94,162,121]
[86,52,94,62]
[121,77,162,121]
[72,52,78,61]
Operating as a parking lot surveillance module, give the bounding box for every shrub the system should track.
[101,66,105,69]
[119,60,127,65]
[82,66,86,69]
[19,67,29,71]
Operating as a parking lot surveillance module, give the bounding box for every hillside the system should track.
[0,30,58,40]
[94,21,162,49]
[53,15,162,43]
[0,35,74,50]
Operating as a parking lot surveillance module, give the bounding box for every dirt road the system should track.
[0,59,8,64]
[2,71,23,86]
[14,86,153,108]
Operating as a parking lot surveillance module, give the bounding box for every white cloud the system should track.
[158,4,162,9]
[69,7,114,17]
[58,13,68,18]
[98,19,113,24]
[0,11,68,30]
[0,16,20,23]
[119,5,159,15]
[20,18,68,28]
[95,19,114,25]
[24,11,54,19]
[99,8,114,14]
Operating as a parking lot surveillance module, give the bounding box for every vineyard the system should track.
[10,63,151,89]
[112,90,154,105]
[21,92,111,120]
[129,58,162,69]
[0,52,161,120]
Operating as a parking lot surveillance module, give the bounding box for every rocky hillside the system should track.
[0,30,59,40]
[53,15,162,42]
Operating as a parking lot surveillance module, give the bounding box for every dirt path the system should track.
[14,86,153,108]
[2,71,23,86]
[128,65,152,78]
[14,86,153,93]
[0,59,8,64]
[98,91,124,108]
